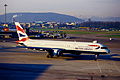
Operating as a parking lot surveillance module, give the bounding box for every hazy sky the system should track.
[0,0,120,17]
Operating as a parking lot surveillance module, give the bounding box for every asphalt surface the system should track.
[0,36,120,80]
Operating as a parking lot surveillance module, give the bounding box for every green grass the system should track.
[30,28,120,34]
[62,30,120,34]
[98,35,120,38]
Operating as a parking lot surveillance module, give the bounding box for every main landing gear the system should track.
[46,49,63,58]
[46,50,54,58]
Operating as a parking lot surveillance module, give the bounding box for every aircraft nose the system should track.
[106,49,110,53]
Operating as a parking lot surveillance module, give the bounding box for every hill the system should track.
[0,12,84,23]
[82,16,120,22]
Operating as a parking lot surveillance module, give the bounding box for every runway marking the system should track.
[96,61,102,73]
[112,61,120,73]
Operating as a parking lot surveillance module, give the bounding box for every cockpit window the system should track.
[96,47,100,49]
[101,47,108,49]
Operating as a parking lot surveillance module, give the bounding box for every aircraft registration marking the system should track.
[75,47,93,50]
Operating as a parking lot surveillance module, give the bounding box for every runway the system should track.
[0,41,120,80]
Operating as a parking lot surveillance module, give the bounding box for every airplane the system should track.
[15,22,110,60]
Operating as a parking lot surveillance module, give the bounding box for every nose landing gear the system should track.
[95,54,99,61]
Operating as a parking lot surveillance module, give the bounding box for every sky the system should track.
[0,0,120,17]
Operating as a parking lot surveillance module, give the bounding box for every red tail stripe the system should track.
[16,37,29,43]
[16,25,25,33]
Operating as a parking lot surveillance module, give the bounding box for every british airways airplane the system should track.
[15,22,110,60]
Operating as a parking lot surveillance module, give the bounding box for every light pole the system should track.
[4,4,8,23]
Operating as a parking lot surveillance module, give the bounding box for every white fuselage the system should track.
[15,22,110,59]
[22,39,110,54]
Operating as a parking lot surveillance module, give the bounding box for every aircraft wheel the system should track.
[46,50,54,58]
[59,53,64,56]
[47,54,53,58]
[56,50,63,57]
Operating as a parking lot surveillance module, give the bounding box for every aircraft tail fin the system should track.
[15,22,29,43]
